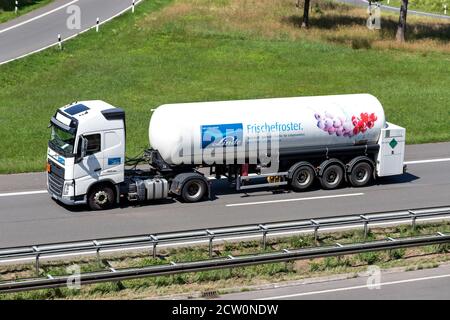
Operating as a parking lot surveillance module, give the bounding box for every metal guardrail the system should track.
[1,206,449,273]
[1,232,449,293]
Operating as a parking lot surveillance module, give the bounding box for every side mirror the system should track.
[76,136,88,163]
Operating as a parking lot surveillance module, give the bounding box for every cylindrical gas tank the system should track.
[149,94,386,165]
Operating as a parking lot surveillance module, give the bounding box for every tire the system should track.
[88,185,115,210]
[319,164,344,189]
[181,179,206,203]
[348,161,373,187]
[290,165,315,191]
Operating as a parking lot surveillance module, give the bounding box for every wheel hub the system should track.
[326,170,339,184]
[297,169,311,185]
[94,191,109,205]
[187,183,201,197]
[355,168,368,181]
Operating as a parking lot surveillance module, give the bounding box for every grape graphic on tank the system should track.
[315,111,378,137]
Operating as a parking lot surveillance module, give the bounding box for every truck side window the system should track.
[77,134,101,156]
[86,134,101,155]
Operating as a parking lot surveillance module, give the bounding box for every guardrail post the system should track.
[259,224,268,250]
[387,237,396,257]
[93,240,101,264]
[150,235,158,259]
[335,243,343,262]
[206,230,215,258]
[311,219,320,245]
[409,210,417,231]
[132,0,136,13]
[35,254,40,275]
[360,215,369,240]
[33,246,41,276]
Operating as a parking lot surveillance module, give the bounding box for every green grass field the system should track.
[0,0,53,24]
[0,0,449,173]
[383,0,449,15]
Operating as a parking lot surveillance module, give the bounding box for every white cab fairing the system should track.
[47,101,126,205]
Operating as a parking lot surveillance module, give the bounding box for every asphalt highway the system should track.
[0,0,139,65]
[0,142,448,247]
[337,0,450,20]
[219,263,450,300]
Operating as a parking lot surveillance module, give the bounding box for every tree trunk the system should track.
[301,0,311,28]
[396,0,408,42]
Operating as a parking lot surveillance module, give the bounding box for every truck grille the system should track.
[48,160,65,196]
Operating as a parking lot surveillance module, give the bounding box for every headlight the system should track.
[63,181,74,196]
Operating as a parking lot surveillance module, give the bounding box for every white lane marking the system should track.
[226,193,364,207]
[0,0,143,65]
[0,190,47,197]
[0,0,79,35]
[404,158,450,165]
[258,273,450,300]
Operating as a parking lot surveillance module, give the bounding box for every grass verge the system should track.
[0,221,449,299]
[0,0,449,173]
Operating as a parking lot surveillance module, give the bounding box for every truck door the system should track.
[102,130,125,183]
[73,133,103,197]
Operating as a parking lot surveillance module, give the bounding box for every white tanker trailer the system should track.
[46,94,406,210]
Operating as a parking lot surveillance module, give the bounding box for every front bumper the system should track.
[48,189,87,205]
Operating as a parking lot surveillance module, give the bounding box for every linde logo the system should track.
[201,123,243,149]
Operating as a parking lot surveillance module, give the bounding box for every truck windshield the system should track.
[50,125,75,154]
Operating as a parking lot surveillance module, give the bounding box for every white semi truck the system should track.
[47,94,406,210]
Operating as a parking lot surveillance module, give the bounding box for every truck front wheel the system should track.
[88,185,115,210]
[181,179,206,203]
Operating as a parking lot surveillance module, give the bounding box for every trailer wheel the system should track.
[348,161,372,187]
[290,165,315,191]
[320,164,344,190]
[181,179,206,203]
[88,184,115,210]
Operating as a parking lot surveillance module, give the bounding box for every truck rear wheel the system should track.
[181,179,206,203]
[290,165,315,191]
[320,164,344,190]
[348,162,372,187]
[88,185,115,210]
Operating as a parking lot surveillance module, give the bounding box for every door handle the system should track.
[94,167,102,172]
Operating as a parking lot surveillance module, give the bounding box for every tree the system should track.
[302,0,311,28]
[296,0,311,28]
[396,0,409,42]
